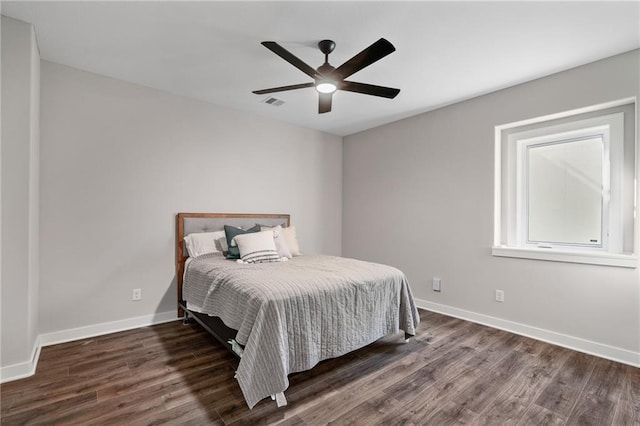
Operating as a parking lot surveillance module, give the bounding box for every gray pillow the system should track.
[224,224,260,259]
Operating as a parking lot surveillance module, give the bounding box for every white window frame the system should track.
[493,98,637,268]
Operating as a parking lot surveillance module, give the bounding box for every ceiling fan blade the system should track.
[253,82,315,95]
[334,38,396,79]
[261,41,320,79]
[319,92,333,114]
[340,81,400,99]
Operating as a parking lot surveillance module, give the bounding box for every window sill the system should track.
[492,246,637,268]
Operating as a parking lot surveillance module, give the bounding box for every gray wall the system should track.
[343,50,640,357]
[39,61,342,334]
[1,16,40,368]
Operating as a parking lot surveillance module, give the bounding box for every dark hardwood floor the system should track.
[1,310,638,425]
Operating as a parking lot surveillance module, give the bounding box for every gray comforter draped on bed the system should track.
[183,253,420,409]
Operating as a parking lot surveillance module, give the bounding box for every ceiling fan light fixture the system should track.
[315,81,337,94]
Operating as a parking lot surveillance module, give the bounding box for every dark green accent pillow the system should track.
[224,224,261,259]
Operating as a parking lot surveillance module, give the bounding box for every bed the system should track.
[176,213,420,409]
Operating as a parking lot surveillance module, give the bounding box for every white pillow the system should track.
[261,225,301,256]
[234,231,282,264]
[216,236,228,253]
[262,225,292,259]
[281,226,301,256]
[184,230,226,258]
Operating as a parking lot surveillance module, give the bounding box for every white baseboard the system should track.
[415,298,640,368]
[39,310,178,347]
[0,336,41,383]
[1,311,178,383]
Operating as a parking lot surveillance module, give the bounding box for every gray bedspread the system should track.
[183,253,420,408]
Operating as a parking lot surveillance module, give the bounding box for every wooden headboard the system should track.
[175,213,291,316]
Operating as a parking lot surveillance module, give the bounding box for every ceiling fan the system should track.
[252,38,400,114]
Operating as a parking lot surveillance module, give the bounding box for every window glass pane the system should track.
[527,137,603,246]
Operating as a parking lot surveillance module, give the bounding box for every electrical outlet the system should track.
[495,289,504,303]
[432,277,441,292]
[132,288,142,301]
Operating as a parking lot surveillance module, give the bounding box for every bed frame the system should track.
[175,212,291,358]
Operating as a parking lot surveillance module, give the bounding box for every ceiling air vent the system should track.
[261,96,285,107]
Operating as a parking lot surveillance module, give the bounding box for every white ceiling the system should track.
[3,1,639,136]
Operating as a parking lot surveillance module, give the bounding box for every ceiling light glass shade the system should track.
[316,82,337,94]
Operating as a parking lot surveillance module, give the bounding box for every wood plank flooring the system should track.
[1,310,638,425]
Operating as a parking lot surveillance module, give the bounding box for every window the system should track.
[493,99,636,268]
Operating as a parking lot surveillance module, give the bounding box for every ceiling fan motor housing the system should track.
[317,63,336,76]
